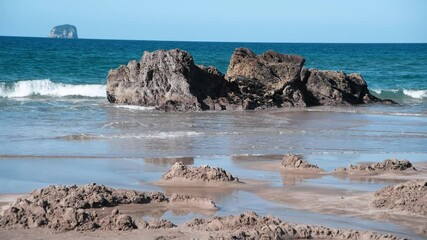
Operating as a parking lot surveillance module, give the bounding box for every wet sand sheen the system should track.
[1,154,426,239]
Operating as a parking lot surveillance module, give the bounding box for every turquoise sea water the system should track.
[1,37,427,99]
[0,35,426,164]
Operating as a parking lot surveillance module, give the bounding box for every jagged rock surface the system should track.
[281,153,320,170]
[106,49,234,111]
[48,24,78,39]
[186,211,403,239]
[373,180,427,216]
[161,162,239,183]
[226,48,308,108]
[106,48,393,111]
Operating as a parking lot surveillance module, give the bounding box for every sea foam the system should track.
[402,89,427,99]
[114,105,156,111]
[0,79,106,98]
[371,88,427,99]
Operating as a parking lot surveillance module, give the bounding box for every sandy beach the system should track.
[1,152,426,239]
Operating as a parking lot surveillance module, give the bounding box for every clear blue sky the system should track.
[1,0,426,43]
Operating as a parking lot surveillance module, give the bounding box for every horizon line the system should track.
[1,35,426,45]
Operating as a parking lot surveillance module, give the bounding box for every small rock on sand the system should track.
[281,153,321,170]
[373,179,427,216]
[161,162,239,183]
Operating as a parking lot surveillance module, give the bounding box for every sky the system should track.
[0,0,426,43]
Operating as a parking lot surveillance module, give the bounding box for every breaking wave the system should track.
[114,105,157,111]
[371,88,427,100]
[58,131,205,140]
[0,79,106,98]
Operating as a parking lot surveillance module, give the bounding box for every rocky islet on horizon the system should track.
[48,24,78,39]
[106,48,395,111]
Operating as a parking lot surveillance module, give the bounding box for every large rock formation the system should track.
[106,48,393,111]
[48,24,78,39]
[226,48,307,108]
[106,49,235,111]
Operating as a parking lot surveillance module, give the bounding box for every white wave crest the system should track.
[370,89,399,94]
[114,105,156,111]
[0,79,106,98]
[59,131,204,140]
[403,89,427,99]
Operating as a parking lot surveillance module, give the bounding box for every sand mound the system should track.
[161,162,239,183]
[0,183,166,231]
[99,209,137,231]
[281,153,320,170]
[186,211,402,239]
[373,180,427,216]
[335,159,416,175]
[169,194,217,210]
[140,219,176,229]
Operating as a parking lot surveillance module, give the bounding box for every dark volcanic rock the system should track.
[226,48,307,108]
[106,48,394,111]
[106,49,237,111]
[304,70,387,106]
[48,24,78,39]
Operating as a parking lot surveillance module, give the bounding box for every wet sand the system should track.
[0,154,426,239]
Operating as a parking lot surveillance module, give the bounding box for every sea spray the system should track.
[0,79,106,98]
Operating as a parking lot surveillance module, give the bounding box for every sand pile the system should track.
[169,194,217,210]
[281,153,320,170]
[373,180,427,216]
[140,219,176,229]
[161,162,239,183]
[0,183,167,231]
[186,211,402,239]
[334,159,416,175]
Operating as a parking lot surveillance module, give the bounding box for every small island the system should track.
[48,24,78,39]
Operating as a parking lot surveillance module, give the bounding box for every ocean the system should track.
[0,36,426,237]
